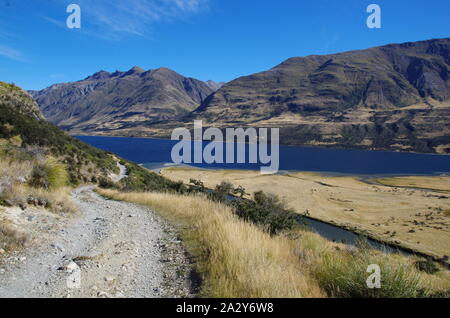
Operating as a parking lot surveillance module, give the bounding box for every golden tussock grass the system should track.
[0,217,28,253]
[0,158,33,182]
[1,183,77,214]
[27,186,78,214]
[97,188,324,298]
[161,167,450,261]
[97,188,450,298]
[1,156,76,214]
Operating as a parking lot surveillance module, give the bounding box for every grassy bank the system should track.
[97,188,450,298]
[160,167,450,261]
[98,189,324,298]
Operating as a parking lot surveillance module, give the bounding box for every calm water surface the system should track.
[77,136,450,176]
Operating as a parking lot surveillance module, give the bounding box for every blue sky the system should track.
[0,0,449,90]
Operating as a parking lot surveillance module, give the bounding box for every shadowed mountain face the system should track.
[188,38,450,154]
[31,67,217,134]
[196,38,450,121]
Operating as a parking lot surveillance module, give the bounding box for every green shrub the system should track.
[0,102,118,184]
[209,181,234,202]
[233,191,297,235]
[188,180,297,235]
[313,247,428,298]
[29,158,68,190]
[118,161,180,193]
[188,179,207,193]
[172,181,188,194]
[413,259,439,274]
[98,177,117,189]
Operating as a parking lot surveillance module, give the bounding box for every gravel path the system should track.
[0,186,196,298]
[111,162,128,183]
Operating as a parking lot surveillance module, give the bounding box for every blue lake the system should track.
[77,135,450,176]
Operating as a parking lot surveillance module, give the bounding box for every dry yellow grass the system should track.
[97,188,450,297]
[27,187,78,214]
[0,215,28,254]
[1,155,76,214]
[97,188,324,298]
[0,158,32,181]
[1,183,77,214]
[161,167,450,260]
[375,176,450,193]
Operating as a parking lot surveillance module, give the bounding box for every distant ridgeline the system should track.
[30,67,222,137]
[31,38,450,154]
[189,38,450,154]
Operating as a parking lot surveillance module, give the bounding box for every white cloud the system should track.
[48,0,210,40]
[0,45,25,61]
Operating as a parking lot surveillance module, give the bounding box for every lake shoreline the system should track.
[145,162,450,179]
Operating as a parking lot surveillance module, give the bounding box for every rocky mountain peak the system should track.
[85,70,111,81]
[31,67,216,134]
[123,66,145,76]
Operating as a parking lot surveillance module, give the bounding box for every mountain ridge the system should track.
[30,38,450,154]
[185,37,450,153]
[30,67,221,134]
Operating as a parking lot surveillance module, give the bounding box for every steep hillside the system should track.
[31,67,216,134]
[205,80,225,91]
[0,82,44,121]
[1,81,179,192]
[189,38,450,153]
[1,81,119,184]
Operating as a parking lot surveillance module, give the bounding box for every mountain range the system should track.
[30,67,222,134]
[30,38,450,154]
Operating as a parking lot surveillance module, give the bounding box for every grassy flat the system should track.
[161,167,450,260]
[374,176,450,193]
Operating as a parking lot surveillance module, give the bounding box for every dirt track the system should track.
[0,186,194,298]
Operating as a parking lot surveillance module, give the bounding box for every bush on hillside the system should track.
[190,179,297,235]
[188,179,207,193]
[233,191,297,235]
[117,161,181,193]
[209,181,234,202]
[413,258,439,274]
[28,158,68,190]
[98,177,117,189]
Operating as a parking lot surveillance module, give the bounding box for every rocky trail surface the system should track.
[0,186,196,298]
